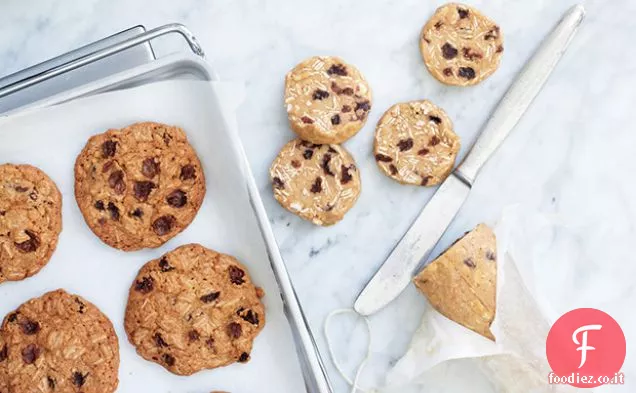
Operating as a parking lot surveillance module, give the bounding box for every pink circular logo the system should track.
[546,308,626,387]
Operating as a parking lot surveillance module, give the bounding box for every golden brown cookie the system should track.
[420,3,504,86]
[0,289,120,393]
[285,56,372,144]
[0,164,62,284]
[124,244,266,376]
[374,101,460,186]
[270,139,361,226]
[74,122,206,251]
[413,224,497,340]
[0,334,7,393]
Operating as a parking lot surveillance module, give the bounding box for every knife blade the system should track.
[354,4,586,316]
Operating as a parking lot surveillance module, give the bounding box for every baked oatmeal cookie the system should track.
[0,164,62,284]
[124,244,266,375]
[74,122,206,251]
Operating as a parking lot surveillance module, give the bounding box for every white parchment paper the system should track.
[383,207,585,393]
[0,80,306,393]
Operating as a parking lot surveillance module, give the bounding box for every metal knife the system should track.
[354,4,586,316]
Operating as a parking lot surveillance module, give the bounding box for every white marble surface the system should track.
[1,0,635,392]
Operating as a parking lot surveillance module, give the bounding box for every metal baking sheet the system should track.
[0,25,156,115]
[0,57,317,392]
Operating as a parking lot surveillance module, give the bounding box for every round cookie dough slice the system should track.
[420,3,504,86]
[270,139,361,226]
[74,122,206,251]
[374,100,460,186]
[285,56,373,144]
[125,244,266,376]
[0,164,62,284]
[1,289,120,393]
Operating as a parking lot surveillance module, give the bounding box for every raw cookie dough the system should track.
[74,122,206,251]
[0,289,120,393]
[270,139,361,226]
[285,56,373,144]
[420,3,504,86]
[124,244,266,376]
[413,224,497,340]
[0,164,62,284]
[374,100,460,186]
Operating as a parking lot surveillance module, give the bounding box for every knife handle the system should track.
[456,4,585,185]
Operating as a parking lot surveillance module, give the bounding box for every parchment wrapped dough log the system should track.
[285,56,372,144]
[374,100,460,186]
[420,3,504,86]
[413,224,497,340]
[270,139,361,226]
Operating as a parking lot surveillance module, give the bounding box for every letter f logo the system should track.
[572,324,602,368]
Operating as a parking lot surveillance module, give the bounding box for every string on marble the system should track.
[324,308,383,393]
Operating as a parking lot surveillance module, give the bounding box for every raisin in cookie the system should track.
[124,244,266,376]
[420,3,504,86]
[270,139,361,226]
[374,100,460,186]
[0,289,120,393]
[285,56,372,144]
[413,224,497,340]
[74,122,206,251]
[0,164,62,284]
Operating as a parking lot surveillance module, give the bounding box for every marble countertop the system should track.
[0,0,633,391]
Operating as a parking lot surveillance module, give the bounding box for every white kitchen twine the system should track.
[324,309,382,393]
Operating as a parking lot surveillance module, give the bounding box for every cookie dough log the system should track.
[270,139,361,226]
[0,289,120,393]
[413,224,497,340]
[74,122,206,251]
[285,56,373,144]
[420,3,504,86]
[125,244,266,376]
[374,100,460,186]
[0,164,63,284]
